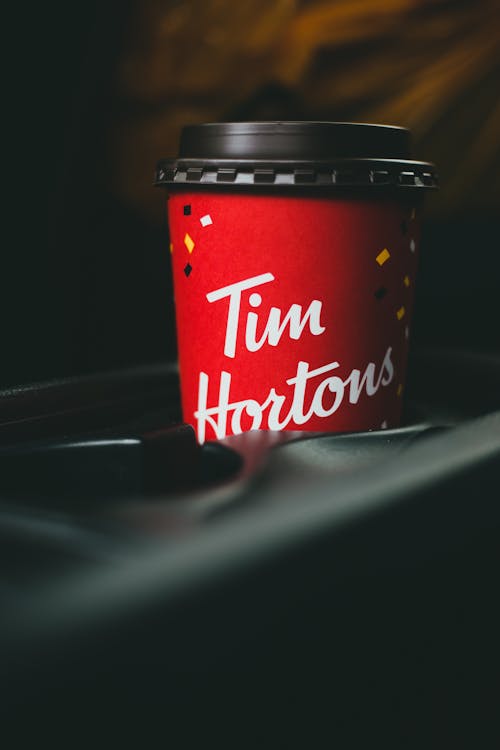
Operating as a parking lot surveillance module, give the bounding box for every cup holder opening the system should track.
[196,442,244,487]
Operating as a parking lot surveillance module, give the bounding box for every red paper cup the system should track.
[156,122,437,443]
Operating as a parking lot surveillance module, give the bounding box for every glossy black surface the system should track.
[178,122,412,160]
[1,349,499,746]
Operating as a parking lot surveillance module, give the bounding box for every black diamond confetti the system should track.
[401,219,408,235]
[184,263,192,277]
[183,205,191,215]
[374,286,387,300]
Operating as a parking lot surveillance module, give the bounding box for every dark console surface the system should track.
[1,349,499,746]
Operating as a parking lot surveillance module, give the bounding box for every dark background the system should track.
[4,0,499,389]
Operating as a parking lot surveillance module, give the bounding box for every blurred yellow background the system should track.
[105,0,500,223]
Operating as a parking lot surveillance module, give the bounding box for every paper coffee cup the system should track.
[156,122,437,443]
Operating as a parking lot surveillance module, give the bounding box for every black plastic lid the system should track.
[179,122,412,160]
[156,121,438,190]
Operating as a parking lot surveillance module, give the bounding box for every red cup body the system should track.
[167,191,421,443]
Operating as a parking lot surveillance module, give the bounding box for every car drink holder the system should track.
[1,347,499,739]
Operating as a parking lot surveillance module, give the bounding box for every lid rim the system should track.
[155,157,438,190]
[157,157,437,167]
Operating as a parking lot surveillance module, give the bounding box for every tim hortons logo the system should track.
[194,273,394,443]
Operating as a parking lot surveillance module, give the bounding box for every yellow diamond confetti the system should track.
[396,306,406,320]
[169,242,174,254]
[184,233,195,254]
[376,248,390,266]
[404,275,410,287]
[397,384,403,397]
